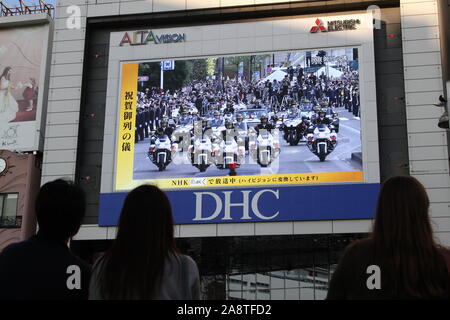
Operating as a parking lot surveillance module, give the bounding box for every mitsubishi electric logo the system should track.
[310,19,327,33]
[310,18,361,33]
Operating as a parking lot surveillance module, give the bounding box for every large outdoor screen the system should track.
[101,14,380,226]
[116,47,363,191]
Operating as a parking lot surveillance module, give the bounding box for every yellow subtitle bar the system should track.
[116,171,364,191]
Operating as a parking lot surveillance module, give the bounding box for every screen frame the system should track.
[101,12,380,195]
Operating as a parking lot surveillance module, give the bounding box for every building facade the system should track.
[2,0,449,299]
[0,13,53,250]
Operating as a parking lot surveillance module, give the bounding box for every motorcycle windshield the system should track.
[157,134,170,141]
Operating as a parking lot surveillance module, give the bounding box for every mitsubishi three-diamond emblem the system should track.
[310,18,327,33]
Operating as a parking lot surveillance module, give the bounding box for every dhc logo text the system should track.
[193,189,280,221]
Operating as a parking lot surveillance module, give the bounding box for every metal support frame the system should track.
[0,0,54,17]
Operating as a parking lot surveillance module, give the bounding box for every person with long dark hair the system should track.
[0,67,19,123]
[89,185,200,300]
[327,175,450,299]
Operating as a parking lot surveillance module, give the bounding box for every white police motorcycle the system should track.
[249,129,280,167]
[306,124,338,161]
[148,134,173,171]
[188,136,214,173]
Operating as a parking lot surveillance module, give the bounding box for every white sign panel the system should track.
[162,60,175,70]
[0,22,51,152]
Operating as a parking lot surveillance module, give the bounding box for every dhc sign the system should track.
[99,184,380,226]
[193,189,280,221]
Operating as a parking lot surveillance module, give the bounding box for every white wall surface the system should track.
[400,0,450,246]
[55,0,321,18]
[41,0,86,184]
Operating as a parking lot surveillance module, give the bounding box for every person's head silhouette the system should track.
[372,175,450,299]
[374,175,431,243]
[35,179,86,242]
[97,185,178,299]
